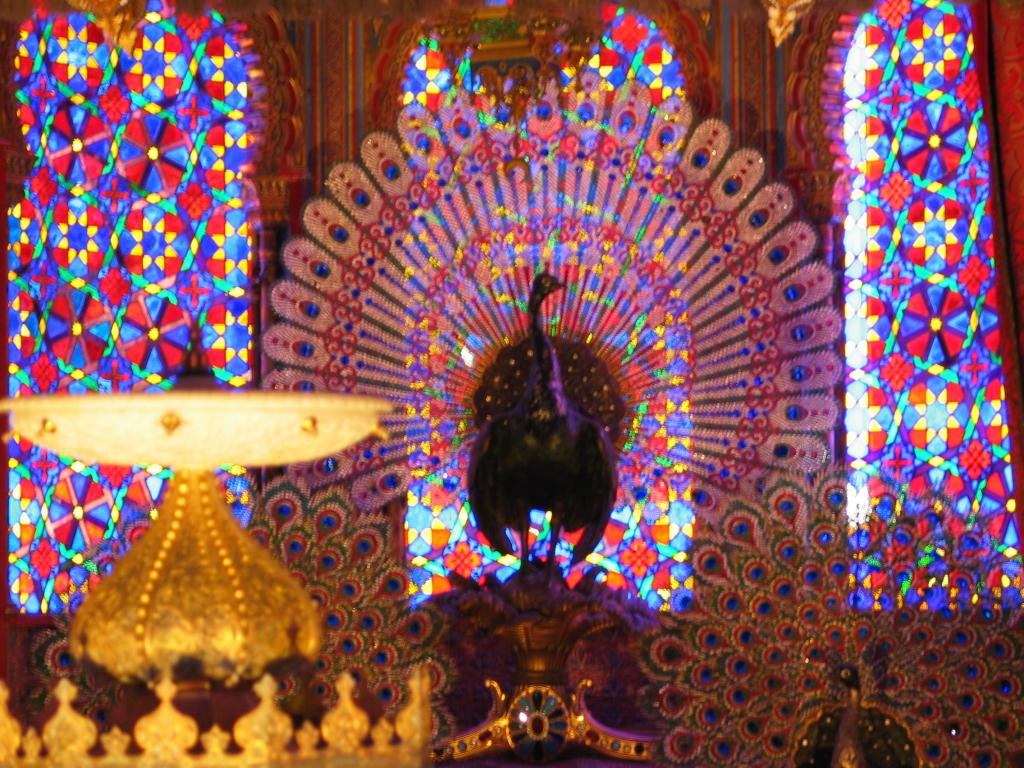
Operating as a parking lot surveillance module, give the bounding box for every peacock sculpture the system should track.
[640,467,1024,766]
[468,271,617,565]
[262,70,842,607]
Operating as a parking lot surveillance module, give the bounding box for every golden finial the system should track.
[395,667,430,752]
[0,682,21,761]
[322,673,370,751]
[371,718,395,752]
[100,727,131,759]
[295,722,320,757]
[42,679,97,764]
[21,728,41,761]
[234,675,293,760]
[134,677,199,761]
[202,726,232,760]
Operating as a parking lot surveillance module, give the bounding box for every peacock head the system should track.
[529,271,565,313]
[837,664,861,691]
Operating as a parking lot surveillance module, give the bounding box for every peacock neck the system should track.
[831,688,867,768]
[529,300,566,418]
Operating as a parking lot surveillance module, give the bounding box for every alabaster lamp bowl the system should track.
[2,391,389,685]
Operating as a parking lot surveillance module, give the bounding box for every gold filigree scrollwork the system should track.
[760,0,816,46]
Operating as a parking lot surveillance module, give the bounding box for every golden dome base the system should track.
[69,468,321,684]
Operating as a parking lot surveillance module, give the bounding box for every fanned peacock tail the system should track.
[263,72,841,606]
[639,467,1024,766]
[248,476,453,739]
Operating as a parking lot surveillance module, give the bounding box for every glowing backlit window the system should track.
[840,0,1020,609]
[574,4,684,104]
[398,6,689,610]
[7,1,256,613]
[401,37,452,111]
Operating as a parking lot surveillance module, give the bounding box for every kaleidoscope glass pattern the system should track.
[7,1,256,613]
[401,37,451,112]
[396,8,690,607]
[841,0,1021,608]
[399,4,684,113]
[572,4,684,104]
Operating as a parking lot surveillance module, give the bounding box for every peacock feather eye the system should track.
[381,160,400,180]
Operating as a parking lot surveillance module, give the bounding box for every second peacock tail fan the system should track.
[263,72,841,609]
[639,467,1024,765]
[21,616,125,727]
[248,476,453,739]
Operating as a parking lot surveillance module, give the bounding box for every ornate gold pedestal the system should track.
[433,568,655,763]
[3,391,388,684]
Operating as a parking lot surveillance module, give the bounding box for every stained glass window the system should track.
[7,0,256,613]
[399,3,684,113]
[569,4,684,104]
[398,6,690,610]
[401,37,452,112]
[840,0,1021,608]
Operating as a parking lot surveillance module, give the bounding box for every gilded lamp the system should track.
[3,391,388,684]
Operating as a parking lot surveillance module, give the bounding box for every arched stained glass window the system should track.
[839,0,1021,608]
[7,0,256,614]
[397,5,690,609]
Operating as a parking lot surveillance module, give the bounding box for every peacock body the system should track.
[640,467,1024,766]
[468,271,618,564]
[263,72,841,608]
